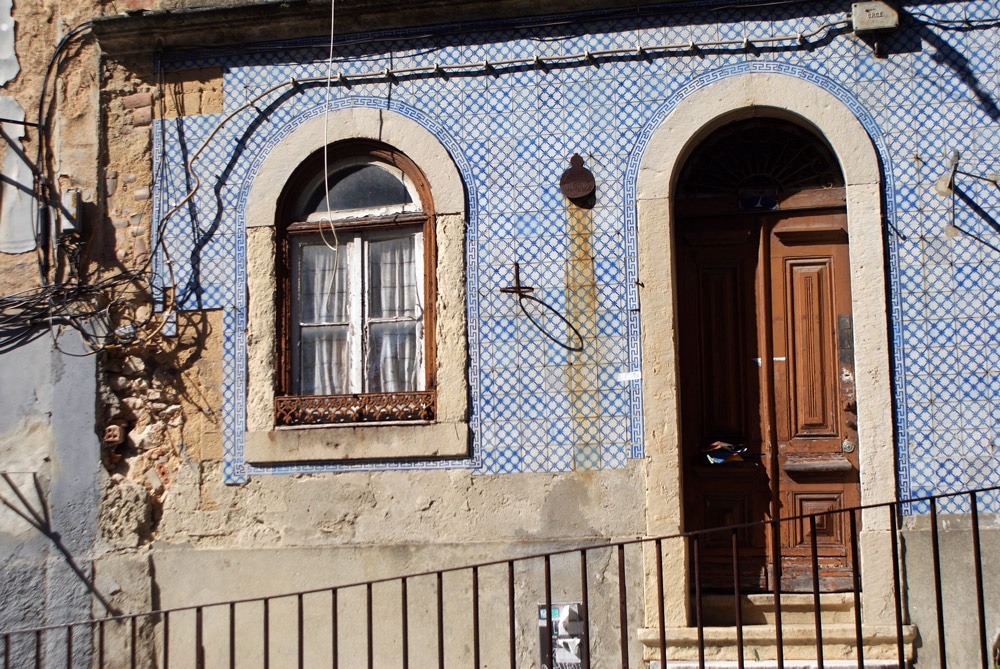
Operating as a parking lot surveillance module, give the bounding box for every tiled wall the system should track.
[152,1,1000,505]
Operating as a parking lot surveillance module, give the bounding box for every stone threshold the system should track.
[639,623,917,663]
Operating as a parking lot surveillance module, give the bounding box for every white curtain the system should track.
[300,327,348,395]
[369,237,417,318]
[367,322,418,392]
[367,237,419,392]
[295,239,349,395]
[293,233,421,395]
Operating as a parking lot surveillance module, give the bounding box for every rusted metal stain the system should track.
[564,191,598,469]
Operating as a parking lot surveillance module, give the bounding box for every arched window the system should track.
[676,119,844,202]
[275,140,435,425]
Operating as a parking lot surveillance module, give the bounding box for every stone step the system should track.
[638,623,917,664]
[649,661,904,668]
[699,593,857,626]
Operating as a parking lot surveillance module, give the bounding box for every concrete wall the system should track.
[0,334,101,665]
[0,1,106,664]
[902,512,1000,668]
[141,537,649,667]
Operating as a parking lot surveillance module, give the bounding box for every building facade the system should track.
[1,0,999,665]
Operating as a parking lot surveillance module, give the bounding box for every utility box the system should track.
[58,188,82,235]
[852,1,899,32]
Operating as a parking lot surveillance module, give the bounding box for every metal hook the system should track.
[499,262,535,296]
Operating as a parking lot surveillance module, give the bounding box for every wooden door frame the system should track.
[634,72,895,629]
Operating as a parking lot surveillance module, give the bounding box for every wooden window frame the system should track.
[274,140,437,426]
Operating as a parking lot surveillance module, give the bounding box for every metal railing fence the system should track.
[3,486,999,668]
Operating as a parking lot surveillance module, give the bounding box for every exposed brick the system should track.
[122,92,152,110]
[132,107,152,127]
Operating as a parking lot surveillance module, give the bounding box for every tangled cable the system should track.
[0,20,168,356]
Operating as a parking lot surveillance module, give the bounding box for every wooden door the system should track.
[678,207,859,593]
[769,211,858,591]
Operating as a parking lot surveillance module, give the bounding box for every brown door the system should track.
[678,204,859,593]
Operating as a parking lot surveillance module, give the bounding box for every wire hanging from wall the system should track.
[318,0,340,263]
[500,263,584,352]
[0,20,170,357]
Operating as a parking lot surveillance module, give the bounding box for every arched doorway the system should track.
[675,118,859,592]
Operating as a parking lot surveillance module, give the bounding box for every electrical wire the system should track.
[217,0,842,60]
[34,21,93,283]
[318,0,341,261]
[0,19,174,356]
[907,10,1000,30]
[155,15,849,249]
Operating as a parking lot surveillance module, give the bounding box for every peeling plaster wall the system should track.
[0,97,34,253]
[0,0,20,86]
[0,334,101,663]
[0,1,100,288]
[84,2,996,620]
[78,1,1000,663]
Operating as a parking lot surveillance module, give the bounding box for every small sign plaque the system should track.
[538,603,585,669]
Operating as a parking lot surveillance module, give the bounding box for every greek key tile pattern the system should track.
[151,0,1000,504]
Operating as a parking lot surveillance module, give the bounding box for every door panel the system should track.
[791,492,846,547]
[697,263,753,437]
[786,259,838,435]
[770,212,858,591]
[678,218,770,591]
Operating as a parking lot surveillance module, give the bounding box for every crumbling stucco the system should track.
[99,474,152,548]
[98,311,223,541]
[160,67,223,118]
[93,54,226,546]
[0,1,16,86]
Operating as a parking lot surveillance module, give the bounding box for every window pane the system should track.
[368,235,418,319]
[367,322,418,393]
[297,326,349,395]
[304,164,412,216]
[296,236,349,323]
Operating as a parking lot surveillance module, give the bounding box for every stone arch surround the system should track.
[633,68,896,626]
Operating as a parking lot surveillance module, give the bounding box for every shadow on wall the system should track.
[878,8,1000,123]
[0,473,118,616]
